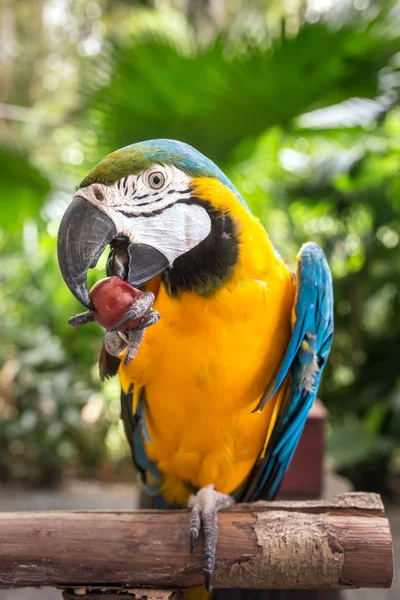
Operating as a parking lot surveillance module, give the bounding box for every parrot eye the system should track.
[147,171,166,190]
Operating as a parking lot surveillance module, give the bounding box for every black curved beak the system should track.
[57,197,117,308]
[57,197,170,308]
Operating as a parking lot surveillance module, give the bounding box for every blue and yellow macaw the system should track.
[57,139,333,590]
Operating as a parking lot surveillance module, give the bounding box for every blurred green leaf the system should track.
[0,147,50,249]
[328,416,394,470]
[81,17,400,167]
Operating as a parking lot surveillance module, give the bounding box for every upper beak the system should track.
[57,197,117,308]
[57,196,170,308]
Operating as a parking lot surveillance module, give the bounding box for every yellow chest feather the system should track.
[118,179,295,504]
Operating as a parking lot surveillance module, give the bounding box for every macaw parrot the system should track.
[57,139,333,590]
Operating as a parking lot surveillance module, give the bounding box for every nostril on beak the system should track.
[93,185,105,202]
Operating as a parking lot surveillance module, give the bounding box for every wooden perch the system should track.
[0,493,393,591]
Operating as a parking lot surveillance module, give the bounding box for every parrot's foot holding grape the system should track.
[104,312,157,365]
[67,276,160,365]
[107,291,158,331]
[188,484,234,591]
[104,329,144,364]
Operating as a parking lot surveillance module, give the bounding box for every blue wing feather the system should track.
[120,387,163,497]
[240,242,334,502]
[121,242,333,507]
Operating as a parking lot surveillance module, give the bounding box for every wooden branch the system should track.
[62,590,183,600]
[0,493,392,591]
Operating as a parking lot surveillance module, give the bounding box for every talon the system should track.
[123,329,145,364]
[190,530,197,555]
[204,571,212,593]
[187,484,234,590]
[108,292,155,331]
[104,331,129,357]
[189,501,200,554]
[133,309,160,331]
[68,311,95,327]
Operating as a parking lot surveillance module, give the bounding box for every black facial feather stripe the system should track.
[162,197,239,296]
[117,197,191,218]
[135,200,156,207]
[122,187,191,206]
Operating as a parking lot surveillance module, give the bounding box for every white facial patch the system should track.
[75,163,211,264]
[76,164,193,216]
[112,202,211,264]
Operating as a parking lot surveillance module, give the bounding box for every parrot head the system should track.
[57,139,248,308]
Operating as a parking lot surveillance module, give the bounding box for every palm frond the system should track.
[80,16,400,165]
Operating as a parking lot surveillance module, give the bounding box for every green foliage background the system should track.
[1,0,400,494]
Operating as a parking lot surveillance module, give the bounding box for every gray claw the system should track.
[123,329,145,364]
[108,292,155,332]
[134,309,160,331]
[188,484,234,590]
[204,571,212,593]
[104,330,129,357]
[189,504,201,554]
[104,329,145,364]
[68,311,95,327]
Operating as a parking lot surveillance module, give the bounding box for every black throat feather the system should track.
[162,198,239,296]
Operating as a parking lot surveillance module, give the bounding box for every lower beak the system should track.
[127,243,169,286]
[57,197,169,308]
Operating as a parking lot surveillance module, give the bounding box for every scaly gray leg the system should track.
[188,484,234,591]
[104,328,145,364]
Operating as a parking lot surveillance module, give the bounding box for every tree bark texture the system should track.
[0,493,392,591]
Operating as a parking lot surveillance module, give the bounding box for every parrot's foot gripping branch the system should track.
[188,484,235,591]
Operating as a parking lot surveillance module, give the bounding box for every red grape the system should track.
[89,276,143,330]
